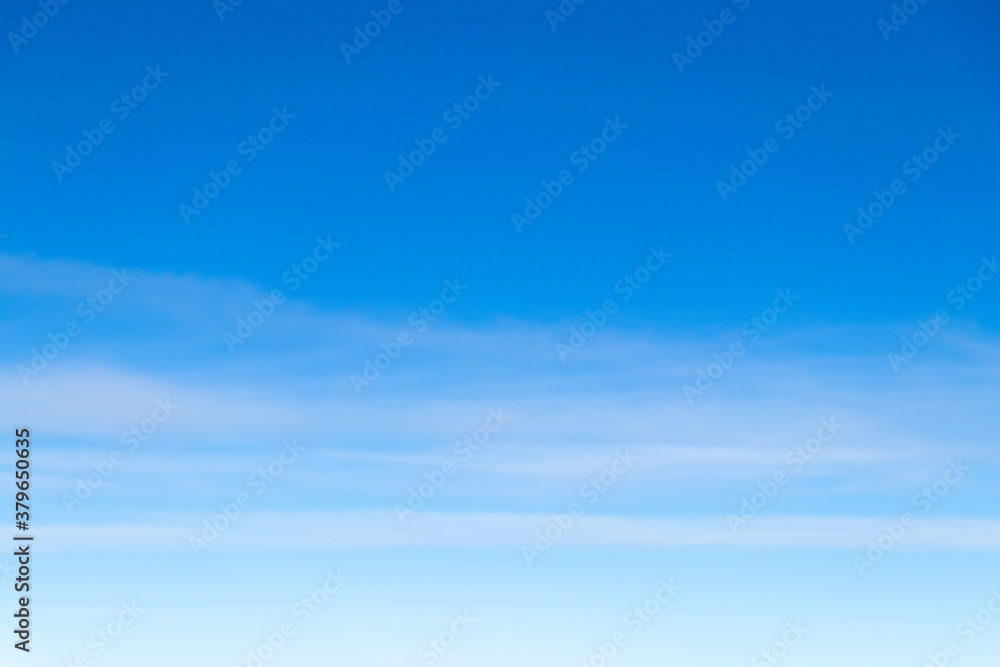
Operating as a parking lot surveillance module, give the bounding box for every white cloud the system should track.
[37,512,1000,551]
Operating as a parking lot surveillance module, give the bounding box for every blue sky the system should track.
[2,0,1000,665]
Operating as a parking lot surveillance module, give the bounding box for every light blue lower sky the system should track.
[2,252,999,666]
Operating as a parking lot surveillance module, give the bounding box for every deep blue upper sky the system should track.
[3,0,999,329]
